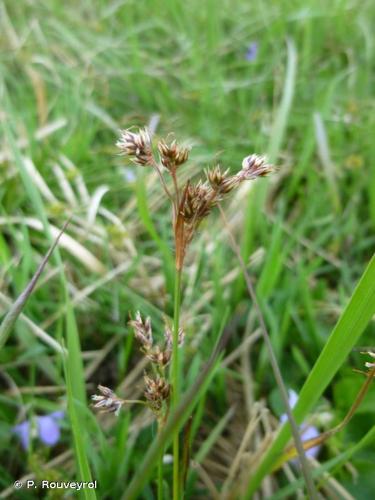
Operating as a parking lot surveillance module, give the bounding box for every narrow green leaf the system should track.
[246,253,375,497]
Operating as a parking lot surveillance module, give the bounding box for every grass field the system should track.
[1,0,375,498]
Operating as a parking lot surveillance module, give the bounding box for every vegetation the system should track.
[1,0,375,498]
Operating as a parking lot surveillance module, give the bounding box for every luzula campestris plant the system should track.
[91,127,272,499]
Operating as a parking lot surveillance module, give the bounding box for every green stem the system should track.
[171,268,182,499]
[157,429,164,500]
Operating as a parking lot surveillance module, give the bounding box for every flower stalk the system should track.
[171,267,182,498]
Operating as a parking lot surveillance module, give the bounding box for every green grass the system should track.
[1,0,375,498]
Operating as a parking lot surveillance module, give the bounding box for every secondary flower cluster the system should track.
[129,311,184,366]
[91,385,125,416]
[129,312,184,416]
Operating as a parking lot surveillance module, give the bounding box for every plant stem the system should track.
[171,268,182,499]
[157,426,164,500]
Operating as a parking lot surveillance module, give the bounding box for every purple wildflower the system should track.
[12,411,64,450]
[280,390,320,460]
[245,42,258,62]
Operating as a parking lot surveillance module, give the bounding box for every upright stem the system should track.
[157,424,164,500]
[171,268,182,499]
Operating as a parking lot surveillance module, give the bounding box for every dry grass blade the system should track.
[0,216,106,274]
[0,293,66,354]
[0,219,70,350]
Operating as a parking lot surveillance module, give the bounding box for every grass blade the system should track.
[246,253,375,497]
[0,220,69,350]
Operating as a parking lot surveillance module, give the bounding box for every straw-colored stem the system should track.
[152,161,175,208]
[171,170,180,209]
[171,267,182,499]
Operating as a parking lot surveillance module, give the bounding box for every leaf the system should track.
[246,253,375,497]
[0,219,69,351]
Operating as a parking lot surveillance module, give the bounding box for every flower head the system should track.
[128,311,153,351]
[12,411,64,450]
[91,385,124,416]
[144,374,170,414]
[240,154,273,180]
[180,181,215,224]
[116,128,153,166]
[158,138,189,171]
[206,165,238,194]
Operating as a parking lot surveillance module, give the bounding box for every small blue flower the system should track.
[12,411,64,450]
[245,42,258,62]
[280,390,320,460]
[12,420,30,449]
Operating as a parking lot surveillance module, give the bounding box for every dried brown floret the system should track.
[128,311,153,351]
[91,385,124,416]
[206,165,238,194]
[116,128,153,166]
[239,154,273,180]
[158,138,189,171]
[144,375,170,414]
[146,345,171,367]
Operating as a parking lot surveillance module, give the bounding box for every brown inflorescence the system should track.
[158,138,189,171]
[143,374,170,414]
[91,385,124,416]
[116,128,153,166]
[128,311,153,352]
[128,313,184,415]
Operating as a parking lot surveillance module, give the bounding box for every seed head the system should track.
[146,345,171,367]
[206,165,238,194]
[181,181,215,223]
[128,311,153,351]
[158,138,189,170]
[116,128,153,166]
[239,154,273,180]
[144,375,170,413]
[91,385,124,416]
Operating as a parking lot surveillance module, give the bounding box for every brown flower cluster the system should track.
[91,385,125,416]
[158,138,189,172]
[116,128,153,166]
[143,375,170,414]
[116,129,272,267]
[174,155,272,269]
[129,312,184,415]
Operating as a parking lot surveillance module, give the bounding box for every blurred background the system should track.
[1,0,375,498]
